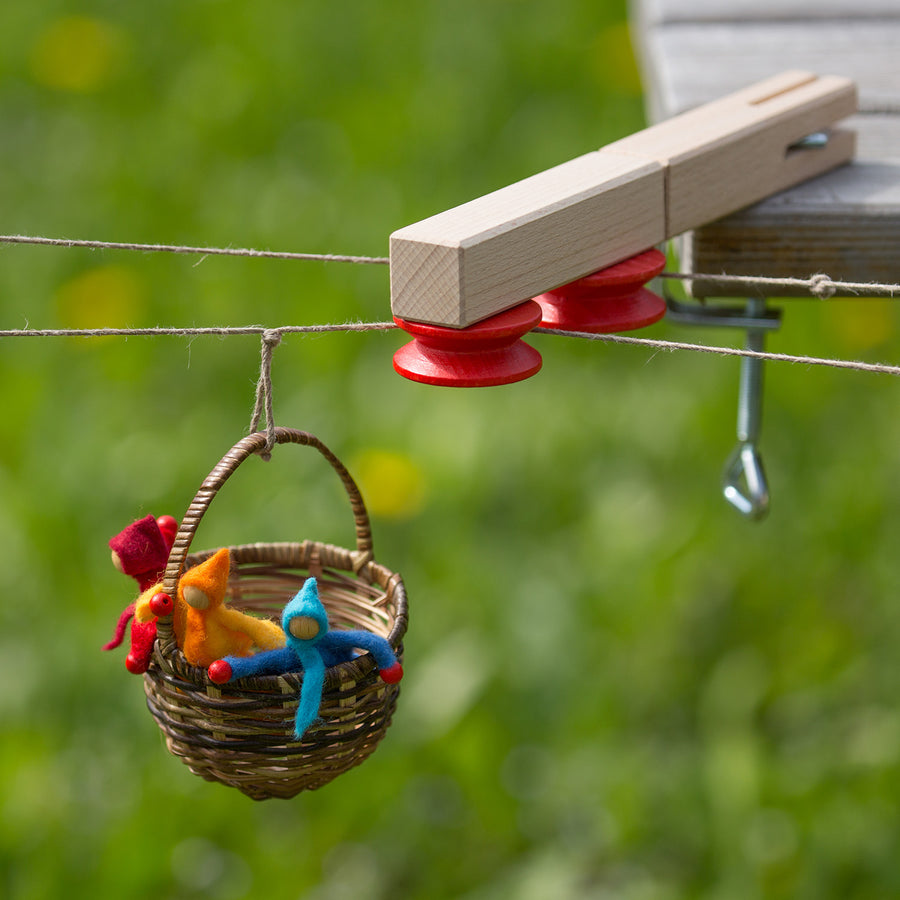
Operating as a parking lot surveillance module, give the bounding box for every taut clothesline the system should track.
[2,232,900,384]
[2,232,899,298]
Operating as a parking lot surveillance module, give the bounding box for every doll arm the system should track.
[322,631,404,683]
[215,608,286,650]
[208,646,299,684]
[134,583,165,623]
[102,602,136,650]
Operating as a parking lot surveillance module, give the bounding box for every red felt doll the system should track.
[103,514,178,674]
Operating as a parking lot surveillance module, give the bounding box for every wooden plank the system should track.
[605,71,856,236]
[638,21,900,115]
[635,0,900,26]
[684,160,900,295]
[390,153,665,327]
[630,1,900,295]
[853,114,900,161]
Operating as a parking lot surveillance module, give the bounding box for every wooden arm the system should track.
[390,70,856,328]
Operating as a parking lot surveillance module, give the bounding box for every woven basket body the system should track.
[143,428,408,800]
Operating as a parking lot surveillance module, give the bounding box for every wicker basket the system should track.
[143,427,409,800]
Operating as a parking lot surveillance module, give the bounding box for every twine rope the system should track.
[534,328,900,377]
[0,323,396,338]
[1,232,900,377]
[1,320,895,378]
[2,233,900,299]
[249,329,282,459]
[0,234,389,265]
[661,270,900,299]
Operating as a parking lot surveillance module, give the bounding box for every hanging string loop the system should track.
[249,329,283,459]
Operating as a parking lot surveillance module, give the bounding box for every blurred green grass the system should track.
[2,2,900,899]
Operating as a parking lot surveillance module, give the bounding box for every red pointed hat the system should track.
[109,514,171,576]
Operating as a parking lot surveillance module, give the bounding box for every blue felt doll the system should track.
[207,577,403,740]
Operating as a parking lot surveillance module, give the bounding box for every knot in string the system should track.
[262,328,283,351]
[250,329,283,460]
[809,274,837,299]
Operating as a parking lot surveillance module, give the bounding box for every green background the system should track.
[1,2,899,898]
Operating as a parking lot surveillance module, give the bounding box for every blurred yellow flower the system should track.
[825,301,896,351]
[352,449,426,520]
[30,16,128,93]
[54,265,145,330]
[590,22,643,97]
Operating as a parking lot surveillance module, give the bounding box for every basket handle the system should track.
[161,427,373,596]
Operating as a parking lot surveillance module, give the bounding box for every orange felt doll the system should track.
[178,548,285,667]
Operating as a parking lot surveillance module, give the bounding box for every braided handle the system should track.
[161,427,372,596]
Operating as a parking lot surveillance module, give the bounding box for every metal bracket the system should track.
[665,296,782,332]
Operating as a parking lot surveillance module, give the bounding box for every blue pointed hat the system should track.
[281,578,329,649]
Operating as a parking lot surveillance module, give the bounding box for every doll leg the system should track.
[125,618,158,674]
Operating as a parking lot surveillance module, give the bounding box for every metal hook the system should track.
[663,283,778,519]
[722,297,770,519]
[723,442,769,519]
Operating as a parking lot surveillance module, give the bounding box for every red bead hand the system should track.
[208,659,233,684]
[149,592,174,617]
[379,662,404,684]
